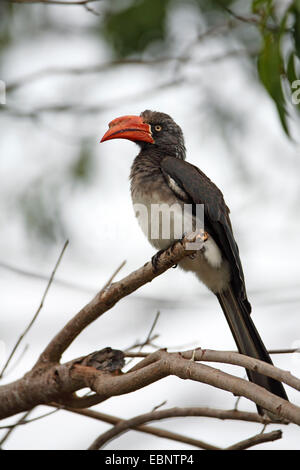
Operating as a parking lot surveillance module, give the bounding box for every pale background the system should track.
[0,0,300,449]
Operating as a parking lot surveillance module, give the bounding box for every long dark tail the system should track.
[216,285,288,414]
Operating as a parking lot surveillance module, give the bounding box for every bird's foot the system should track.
[151,249,165,273]
[200,230,209,242]
[193,230,209,245]
[183,230,208,258]
[182,230,209,252]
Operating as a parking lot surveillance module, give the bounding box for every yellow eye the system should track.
[154,125,162,132]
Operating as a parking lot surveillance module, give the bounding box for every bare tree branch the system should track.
[0,260,106,295]
[178,349,300,392]
[269,348,300,355]
[88,407,223,450]
[0,239,297,442]
[5,59,176,93]
[218,3,290,33]
[5,50,255,95]
[59,405,278,449]
[1,343,298,423]
[4,260,299,313]
[125,351,298,423]
[51,407,211,449]
[35,235,197,366]
[88,405,285,450]
[66,405,275,425]
[3,78,185,120]
[226,429,282,450]
[1,0,297,451]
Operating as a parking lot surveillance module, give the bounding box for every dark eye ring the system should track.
[154,125,162,132]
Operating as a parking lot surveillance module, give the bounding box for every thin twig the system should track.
[152,400,167,412]
[2,259,300,309]
[143,311,160,347]
[269,348,300,355]
[234,396,242,412]
[125,336,159,353]
[2,260,300,315]
[88,407,223,450]
[124,347,300,359]
[35,234,200,366]
[5,62,180,93]
[55,405,250,449]
[101,260,126,291]
[0,409,33,448]
[61,406,275,426]
[125,351,150,358]
[221,5,263,27]
[3,78,185,119]
[4,344,29,376]
[226,429,282,450]
[0,240,69,378]
[177,349,300,391]
[0,260,98,294]
[0,408,59,429]
[125,311,160,367]
[5,49,254,94]
[83,2,100,15]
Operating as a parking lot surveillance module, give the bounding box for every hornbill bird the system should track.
[100,110,288,414]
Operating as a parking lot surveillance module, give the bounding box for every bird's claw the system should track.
[151,249,165,273]
[190,349,196,361]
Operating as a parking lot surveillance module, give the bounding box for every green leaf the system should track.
[287,52,298,85]
[101,0,170,58]
[292,1,300,58]
[252,0,272,15]
[257,31,289,135]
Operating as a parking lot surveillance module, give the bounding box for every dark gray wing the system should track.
[161,156,251,314]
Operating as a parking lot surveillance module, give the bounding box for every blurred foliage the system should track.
[101,0,171,58]
[1,0,300,245]
[257,28,288,134]
[18,179,65,244]
[69,143,95,185]
[100,0,300,136]
[17,143,95,245]
[0,2,14,53]
[254,0,300,136]
[100,0,238,58]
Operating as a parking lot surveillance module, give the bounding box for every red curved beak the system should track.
[100,115,154,144]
